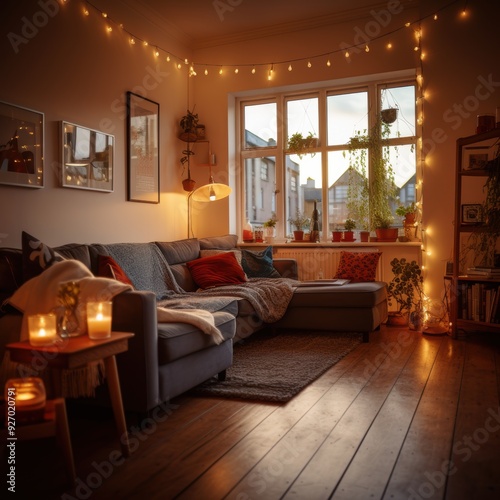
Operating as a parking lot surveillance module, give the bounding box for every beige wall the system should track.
[1,0,499,312]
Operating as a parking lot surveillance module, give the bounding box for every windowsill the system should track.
[238,241,422,248]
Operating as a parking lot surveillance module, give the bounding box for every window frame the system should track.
[237,71,420,241]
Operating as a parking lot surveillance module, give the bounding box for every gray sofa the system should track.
[0,233,388,415]
[0,235,297,415]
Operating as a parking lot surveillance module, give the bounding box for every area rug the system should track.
[191,330,363,403]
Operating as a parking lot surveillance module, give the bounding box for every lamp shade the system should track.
[191,182,231,202]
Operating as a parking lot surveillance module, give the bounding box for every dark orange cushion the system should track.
[187,252,247,289]
[97,255,134,286]
[334,251,382,282]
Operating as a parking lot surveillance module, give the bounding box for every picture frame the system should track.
[461,203,483,224]
[61,121,114,192]
[0,101,44,188]
[462,145,490,171]
[126,92,159,203]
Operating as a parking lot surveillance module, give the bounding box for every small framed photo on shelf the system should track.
[461,203,483,224]
[462,146,489,171]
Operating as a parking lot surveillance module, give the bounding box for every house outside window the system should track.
[239,74,418,239]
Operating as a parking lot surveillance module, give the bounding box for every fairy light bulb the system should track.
[166,55,170,62]
[204,68,208,75]
[143,41,148,46]
[184,58,189,65]
[154,48,159,57]
[176,62,182,69]
[288,64,292,71]
[251,67,256,74]
[307,61,312,68]
[102,12,108,18]
[83,7,89,16]
[234,68,239,74]
[107,25,112,32]
[386,42,392,49]
[365,45,370,52]
[345,50,349,58]
[219,67,223,75]
[433,14,438,20]
[130,37,135,45]
[326,59,331,67]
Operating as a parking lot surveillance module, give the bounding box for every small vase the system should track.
[61,306,82,337]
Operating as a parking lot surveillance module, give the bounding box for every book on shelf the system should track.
[466,267,500,277]
[459,282,500,323]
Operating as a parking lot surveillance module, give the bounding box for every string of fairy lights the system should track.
[62,0,471,330]
[72,0,468,80]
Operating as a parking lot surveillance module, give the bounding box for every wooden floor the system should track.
[5,326,500,499]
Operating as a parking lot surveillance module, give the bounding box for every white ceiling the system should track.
[124,0,398,48]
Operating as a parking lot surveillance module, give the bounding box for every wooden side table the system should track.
[6,332,134,458]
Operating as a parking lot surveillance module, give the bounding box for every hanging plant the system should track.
[381,107,398,124]
[287,132,318,159]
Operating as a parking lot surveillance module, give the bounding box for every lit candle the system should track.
[87,301,112,339]
[5,377,46,424]
[28,313,57,346]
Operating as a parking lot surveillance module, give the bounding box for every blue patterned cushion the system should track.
[241,246,280,278]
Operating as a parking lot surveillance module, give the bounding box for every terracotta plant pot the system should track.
[404,213,416,226]
[182,178,196,192]
[293,230,304,241]
[342,231,355,242]
[332,231,343,242]
[375,227,398,242]
[386,311,408,327]
[360,231,370,242]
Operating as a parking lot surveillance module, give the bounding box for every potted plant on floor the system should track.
[387,257,424,328]
[288,208,310,241]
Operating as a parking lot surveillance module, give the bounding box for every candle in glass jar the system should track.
[28,313,57,346]
[86,301,112,339]
[5,377,46,424]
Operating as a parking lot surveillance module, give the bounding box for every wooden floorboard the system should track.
[4,327,500,500]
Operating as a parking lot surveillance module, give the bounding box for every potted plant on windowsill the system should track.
[263,214,278,243]
[288,209,310,241]
[387,257,424,329]
[343,218,356,242]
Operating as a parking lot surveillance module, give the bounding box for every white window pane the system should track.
[244,156,276,225]
[327,92,368,145]
[380,85,416,138]
[327,150,352,230]
[287,97,319,139]
[244,103,277,148]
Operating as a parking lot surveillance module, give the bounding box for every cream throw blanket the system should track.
[2,259,224,396]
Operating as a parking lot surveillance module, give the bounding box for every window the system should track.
[239,74,418,239]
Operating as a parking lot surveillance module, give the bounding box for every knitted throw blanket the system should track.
[159,277,298,324]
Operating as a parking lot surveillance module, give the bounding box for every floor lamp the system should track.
[187,172,232,238]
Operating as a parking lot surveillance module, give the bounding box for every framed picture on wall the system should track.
[461,203,483,224]
[61,121,114,192]
[126,92,160,203]
[0,101,44,188]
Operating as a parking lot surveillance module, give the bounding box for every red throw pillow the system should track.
[187,252,247,289]
[97,255,134,286]
[334,251,382,282]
